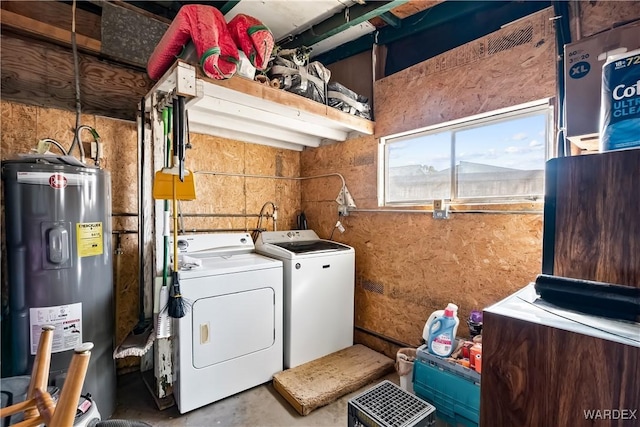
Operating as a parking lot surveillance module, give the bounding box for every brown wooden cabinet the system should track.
[480,285,640,427]
[542,150,640,288]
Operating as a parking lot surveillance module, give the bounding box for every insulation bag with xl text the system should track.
[227,14,274,71]
[147,5,239,80]
[600,48,640,151]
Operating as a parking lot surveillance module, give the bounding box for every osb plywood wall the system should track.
[374,8,556,137]
[177,134,301,233]
[574,1,640,38]
[1,100,302,372]
[301,8,556,358]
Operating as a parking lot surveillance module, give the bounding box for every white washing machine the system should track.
[255,230,354,369]
[171,233,283,414]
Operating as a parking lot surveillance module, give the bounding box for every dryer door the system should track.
[191,287,275,368]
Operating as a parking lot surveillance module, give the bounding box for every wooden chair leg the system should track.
[0,399,37,418]
[0,325,55,422]
[25,324,55,420]
[2,336,94,427]
[9,411,45,427]
[48,342,94,427]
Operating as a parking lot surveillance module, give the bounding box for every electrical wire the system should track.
[74,125,99,164]
[329,225,337,240]
[69,0,83,160]
[329,214,340,240]
[39,138,68,156]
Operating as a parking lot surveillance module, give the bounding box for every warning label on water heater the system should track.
[76,222,103,257]
[30,303,82,354]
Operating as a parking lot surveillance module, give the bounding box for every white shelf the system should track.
[149,61,374,151]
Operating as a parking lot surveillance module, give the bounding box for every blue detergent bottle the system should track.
[427,307,457,357]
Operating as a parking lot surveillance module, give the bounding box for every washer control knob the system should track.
[287,231,294,238]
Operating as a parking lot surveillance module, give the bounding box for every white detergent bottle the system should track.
[427,306,457,357]
[422,303,459,343]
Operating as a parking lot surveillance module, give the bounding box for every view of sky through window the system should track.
[456,114,546,171]
[388,114,546,173]
[384,107,549,203]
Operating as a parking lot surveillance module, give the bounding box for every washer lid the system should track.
[255,229,353,258]
[271,240,350,254]
[177,252,282,279]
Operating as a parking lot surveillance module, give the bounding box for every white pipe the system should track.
[194,170,346,188]
[197,171,351,221]
[349,208,542,215]
[573,0,581,41]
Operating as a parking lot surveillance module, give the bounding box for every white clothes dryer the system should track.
[170,233,283,413]
[255,230,354,369]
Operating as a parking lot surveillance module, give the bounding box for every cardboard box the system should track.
[564,22,640,148]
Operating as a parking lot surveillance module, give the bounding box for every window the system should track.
[379,100,553,205]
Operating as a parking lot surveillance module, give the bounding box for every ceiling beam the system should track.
[379,12,401,28]
[0,9,101,54]
[279,0,409,49]
[314,1,512,65]
[378,0,500,46]
[1,33,150,121]
[3,0,102,40]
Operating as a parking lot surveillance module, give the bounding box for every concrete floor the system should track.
[111,371,452,426]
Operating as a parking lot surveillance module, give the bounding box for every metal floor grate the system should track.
[349,381,435,427]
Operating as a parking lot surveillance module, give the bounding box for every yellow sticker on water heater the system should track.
[76,222,103,257]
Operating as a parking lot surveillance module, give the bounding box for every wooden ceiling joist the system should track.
[0,2,102,54]
[1,34,151,121]
[1,0,102,40]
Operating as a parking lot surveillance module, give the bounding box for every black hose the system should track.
[173,96,180,163]
[177,96,186,181]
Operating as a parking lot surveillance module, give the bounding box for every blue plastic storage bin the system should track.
[413,345,480,427]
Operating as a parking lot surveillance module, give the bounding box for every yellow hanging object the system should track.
[153,166,196,201]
